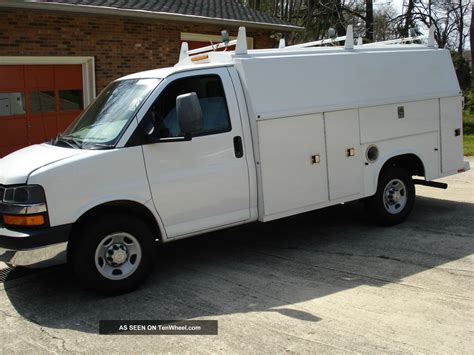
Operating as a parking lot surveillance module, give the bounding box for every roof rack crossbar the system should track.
[177,26,437,64]
[187,39,238,56]
[285,36,346,49]
[362,36,426,46]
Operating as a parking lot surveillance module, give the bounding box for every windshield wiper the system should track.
[52,134,83,149]
[85,142,115,150]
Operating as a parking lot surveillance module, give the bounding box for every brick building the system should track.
[0,0,301,157]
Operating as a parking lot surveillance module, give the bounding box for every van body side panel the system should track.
[359,100,439,144]
[362,132,440,197]
[226,67,259,221]
[236,49,459,121]
[358,98,443,186]
[257,114,328,216]
[231,63,266,222]
[440,96,464,174]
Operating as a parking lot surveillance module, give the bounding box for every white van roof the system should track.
[120,26,460,120]
[233,45,460,120]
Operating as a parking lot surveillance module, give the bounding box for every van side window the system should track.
[146,75,231,138]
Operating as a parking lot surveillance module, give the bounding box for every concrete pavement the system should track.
[1,157,473,354]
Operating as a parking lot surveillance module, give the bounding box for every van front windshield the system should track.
[52,78,160,149]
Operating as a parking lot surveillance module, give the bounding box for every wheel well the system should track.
[68,201,162,258]
[381,154,425,177]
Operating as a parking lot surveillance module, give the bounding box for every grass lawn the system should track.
[464,112,474,156]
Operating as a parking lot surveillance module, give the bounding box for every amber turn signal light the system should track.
[3,214,45,227]
[191,54,209,62]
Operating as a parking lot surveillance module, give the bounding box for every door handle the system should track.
[311,154,320,164]
[233,136,243,158]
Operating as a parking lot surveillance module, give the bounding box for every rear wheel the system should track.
[71,214,156,295]
[365,166,415,226]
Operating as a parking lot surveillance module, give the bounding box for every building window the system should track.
[59,90,83,111]
[0,92,26,116]
[30,91,56,113]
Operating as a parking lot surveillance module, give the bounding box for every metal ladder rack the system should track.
[178,25,436,64]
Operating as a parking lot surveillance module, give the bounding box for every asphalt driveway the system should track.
[1,157,473,354]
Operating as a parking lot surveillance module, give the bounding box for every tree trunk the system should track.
[470,5,474,68]
[402,0,415,37]
[255,0,260,11]
[335,0,346,36]
[365,0,374,41]
[457,8,464,54]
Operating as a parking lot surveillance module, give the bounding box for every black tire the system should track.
[365,166,415,226]
[70,213,156,295]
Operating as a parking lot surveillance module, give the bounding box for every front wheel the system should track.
[365,167,415,226]
[70,214,156,295]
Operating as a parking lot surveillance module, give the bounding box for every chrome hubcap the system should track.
[383,178,407,214]
[95,232,142,280]
[106,243,129,266]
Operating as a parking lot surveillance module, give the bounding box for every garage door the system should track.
[0,64,84,157]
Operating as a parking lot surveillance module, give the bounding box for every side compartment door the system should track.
[325,109,363,200]
[257,114,329,217]
[440,97,464,173]
[141,69,250,238]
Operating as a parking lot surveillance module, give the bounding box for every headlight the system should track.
[0,185,48,227]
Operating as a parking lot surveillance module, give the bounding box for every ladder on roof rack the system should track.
[187,40,238,55]
[179,27,248,62]
[284,36,346,49]
[361,36,426,46]
[177,25,436,64]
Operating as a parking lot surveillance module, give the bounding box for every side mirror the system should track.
[176,92,203,136]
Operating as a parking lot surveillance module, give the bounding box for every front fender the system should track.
[28,147,153,227]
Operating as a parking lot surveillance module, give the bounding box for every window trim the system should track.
[145,73,232,140]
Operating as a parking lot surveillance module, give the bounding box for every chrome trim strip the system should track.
[0,242,67,268]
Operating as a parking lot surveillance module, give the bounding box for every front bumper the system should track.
[0,225,71,268]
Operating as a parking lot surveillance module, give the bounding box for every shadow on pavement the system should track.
[4,196,474,333]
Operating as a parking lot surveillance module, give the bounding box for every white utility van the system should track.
[0,27,469,294]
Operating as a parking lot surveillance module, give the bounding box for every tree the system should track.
[451,51,471,90]
[365,0,374,41]
[399,0,417,37]
[373,3,398,41]
[398,0,472,49]
[238,0,470,54]
[452,0,470,53]
[471,5,474,68]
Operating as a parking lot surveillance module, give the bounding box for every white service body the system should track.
[0,39,469,271]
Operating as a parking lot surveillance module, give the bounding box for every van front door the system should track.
[141,69,250,238]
